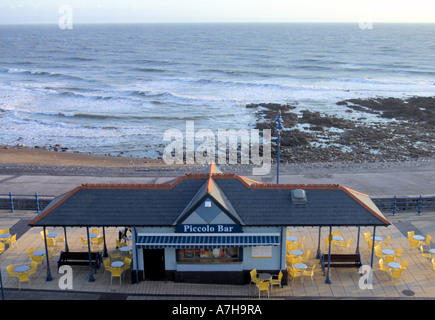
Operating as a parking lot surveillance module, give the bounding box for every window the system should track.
[177,247,240,264]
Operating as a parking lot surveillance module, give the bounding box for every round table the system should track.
[33,250,45,256]
[111,261,124,268]
[371,236,382,241]
[388,262,401,269]
[382,249,395,255]
[413,235,425,241]
[258,273,272,281]
[15,265,30,273]
[120,246,132,252]
[430,249,435,255]
[294,263,307,270]
[0,233,11,241]
[286,236,297,242]
[333,236,343,241]
[47,233,57,238]
[291,250,303,256]
[89,233,99,239]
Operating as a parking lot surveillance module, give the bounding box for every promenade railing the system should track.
[371,195,435,216]
[0,193,55,213]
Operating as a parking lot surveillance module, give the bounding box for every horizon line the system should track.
[1,21,435,26]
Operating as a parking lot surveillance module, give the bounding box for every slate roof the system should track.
[29,165,390,228]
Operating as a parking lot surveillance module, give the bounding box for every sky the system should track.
[0,0,434,24]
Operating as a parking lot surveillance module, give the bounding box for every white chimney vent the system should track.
[291,189,307,204]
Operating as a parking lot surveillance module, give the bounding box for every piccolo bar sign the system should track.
[177,224,241,233]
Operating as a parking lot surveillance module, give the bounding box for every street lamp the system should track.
[274,110,283,184]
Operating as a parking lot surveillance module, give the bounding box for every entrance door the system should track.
[143,249,165,280]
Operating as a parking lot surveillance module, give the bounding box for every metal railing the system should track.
[371,195,435,216]
[0,193,55,213]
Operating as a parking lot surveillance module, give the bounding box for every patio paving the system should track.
[1,209,435,300]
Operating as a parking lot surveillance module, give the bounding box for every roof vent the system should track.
[204,200,212,207]
[291,189,307,204]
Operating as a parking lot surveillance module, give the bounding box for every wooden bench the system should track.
[320,253,362,275]
[57,251,102,273]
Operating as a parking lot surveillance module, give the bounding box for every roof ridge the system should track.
[249,183,341,190]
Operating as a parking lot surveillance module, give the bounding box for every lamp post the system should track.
[274,110,283,184]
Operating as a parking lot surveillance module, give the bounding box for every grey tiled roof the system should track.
[29,171,389,228]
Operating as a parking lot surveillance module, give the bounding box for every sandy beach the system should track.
[0,145,165,167]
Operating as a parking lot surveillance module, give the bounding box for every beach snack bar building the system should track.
[29,165,390,285]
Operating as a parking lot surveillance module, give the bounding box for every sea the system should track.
[0,23,434,159]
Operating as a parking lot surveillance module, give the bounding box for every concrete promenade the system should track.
[0,161,434,301]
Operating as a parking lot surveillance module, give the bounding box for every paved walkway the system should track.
[2,209,435,300]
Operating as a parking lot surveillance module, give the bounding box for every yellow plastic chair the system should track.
[287,265,302,281]
[421,235,432,248]
[47,237,56,248]
[409,238,420,248]
[32,254,43,269]
[400,260,408,271]
[255,280,270,299]
[48,247,54,260]
[340,239,352,249]
[103,258,111,274]
[56,234,65,245]
[109,267,124,285]
[302,264,316,282]
[374,245,384,259]
[432,258,435,272]
[6,264,17,282]
[5,234,17,248]
[378,259,390,274]
[420,246,431,259]
[40,230,48,240]
[0,229,10,235]
[81,236,88,247]
[384,254,396,264]
[301,250,310,263]
[17,270,30,290]
[407,231,415,240]
[325,238,337,249]
[91,228,101,235]
[270,271,283,289]
[116,239,127,249]
[291,256,302,265]
[395,247,403,260]
[364,232,372,242]
[0,242,5,254]
[295,236,305,248]
[380,236,391,247]
[123,257,132,272]
[332,231,342,237]
[111,250,121,260]
[250,269,260,285]
[29,261,38,276]
[26,247,35,259]
[92,236,104,250]
[389,268,404,284]
[286,242,297,253]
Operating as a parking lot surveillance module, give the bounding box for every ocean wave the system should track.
[133,67,167,73]
[5,68,85,81]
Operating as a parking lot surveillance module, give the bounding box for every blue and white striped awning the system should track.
[136,233,280,249]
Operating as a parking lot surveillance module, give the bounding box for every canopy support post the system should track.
[86,227,95,282]
[325,226,332,284]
